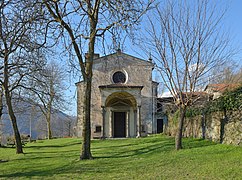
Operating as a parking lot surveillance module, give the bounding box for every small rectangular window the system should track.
[95,125,102,133]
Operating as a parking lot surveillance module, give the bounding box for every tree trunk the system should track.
[0,89,3,118]
[45,79,54,140]
[67,121,71,137]
[220,108,227,144]
[46,111,52,139]
[175,106,186,150]
[0,90,3,146]
[5,92,23,153]
[3,54,23,153]
[201,110,206,139]
[80,79,93,160]
[80,16,96,160]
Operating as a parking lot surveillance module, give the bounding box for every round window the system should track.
[112,71,126,84]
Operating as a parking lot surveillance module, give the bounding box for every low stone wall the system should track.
[164,110,242,146]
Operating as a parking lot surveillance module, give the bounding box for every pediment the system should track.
[93,52,153,67]
[111,101,130,107]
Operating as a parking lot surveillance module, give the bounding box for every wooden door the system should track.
[157,119,163,133]
[113,112,126,137]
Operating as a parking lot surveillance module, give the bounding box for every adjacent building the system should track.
[204,83,240,99]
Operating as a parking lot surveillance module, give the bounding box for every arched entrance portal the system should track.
[105,92,137,138]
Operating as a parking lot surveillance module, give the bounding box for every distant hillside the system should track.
[0,99,76,144]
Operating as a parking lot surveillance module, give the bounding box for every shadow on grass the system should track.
[24,141,81,149]
[0,166,74,179]
[0,144,175,178]
[94,139,175,159]
[183,138,217,149]
[93,136,218,159]
[0,136,220,178]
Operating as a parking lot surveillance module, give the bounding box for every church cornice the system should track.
[99,84,143,89]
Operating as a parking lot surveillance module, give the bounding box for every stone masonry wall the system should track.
[76,52,156,138]
[164,110,242,146]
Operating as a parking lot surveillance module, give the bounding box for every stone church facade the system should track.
[76,50,158,138]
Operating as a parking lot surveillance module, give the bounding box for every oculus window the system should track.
[112,71,126,83]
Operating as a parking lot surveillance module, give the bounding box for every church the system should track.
[76,50,159,138]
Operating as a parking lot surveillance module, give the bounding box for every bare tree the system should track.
[0,0,46,153]
[26,61,67,140]
[42,0,153,159]
[63,116,75,137]
[140,0,235,150]
[233,68,242,84]
[210,62,242,84]
[49,114,75,138]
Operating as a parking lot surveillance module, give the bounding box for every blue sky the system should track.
[225,0,242,63]
[65,0,242,116]
[131,0,242,62]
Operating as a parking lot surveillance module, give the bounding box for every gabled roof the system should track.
[158,91,212,107]
[204,84,241,93]
[181,91,211,97]
[93,51,154,66]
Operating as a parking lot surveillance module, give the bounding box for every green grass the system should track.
[0,135,241,179]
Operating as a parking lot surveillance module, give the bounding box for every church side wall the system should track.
[90,69,105,138]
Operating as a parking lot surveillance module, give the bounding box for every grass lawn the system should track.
[0,135,241,179]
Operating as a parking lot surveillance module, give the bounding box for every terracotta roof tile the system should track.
[206,84,240,92]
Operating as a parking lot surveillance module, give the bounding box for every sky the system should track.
[224,0,242,62]
[64,0,242,116]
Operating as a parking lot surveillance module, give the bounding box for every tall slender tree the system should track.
[0,0,46,153]
[26,61,67,140]
[42,0,153,159]
[139,0,235,150]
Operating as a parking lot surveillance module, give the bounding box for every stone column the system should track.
[126,111,130,138]
[134,110,137,137]
[109,110,113,137]
[101,106,106,138]
[136,106,141,137]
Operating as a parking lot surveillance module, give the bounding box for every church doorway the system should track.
[104,91,138,138]
[113,112,126,138]
[157,119,163,133]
